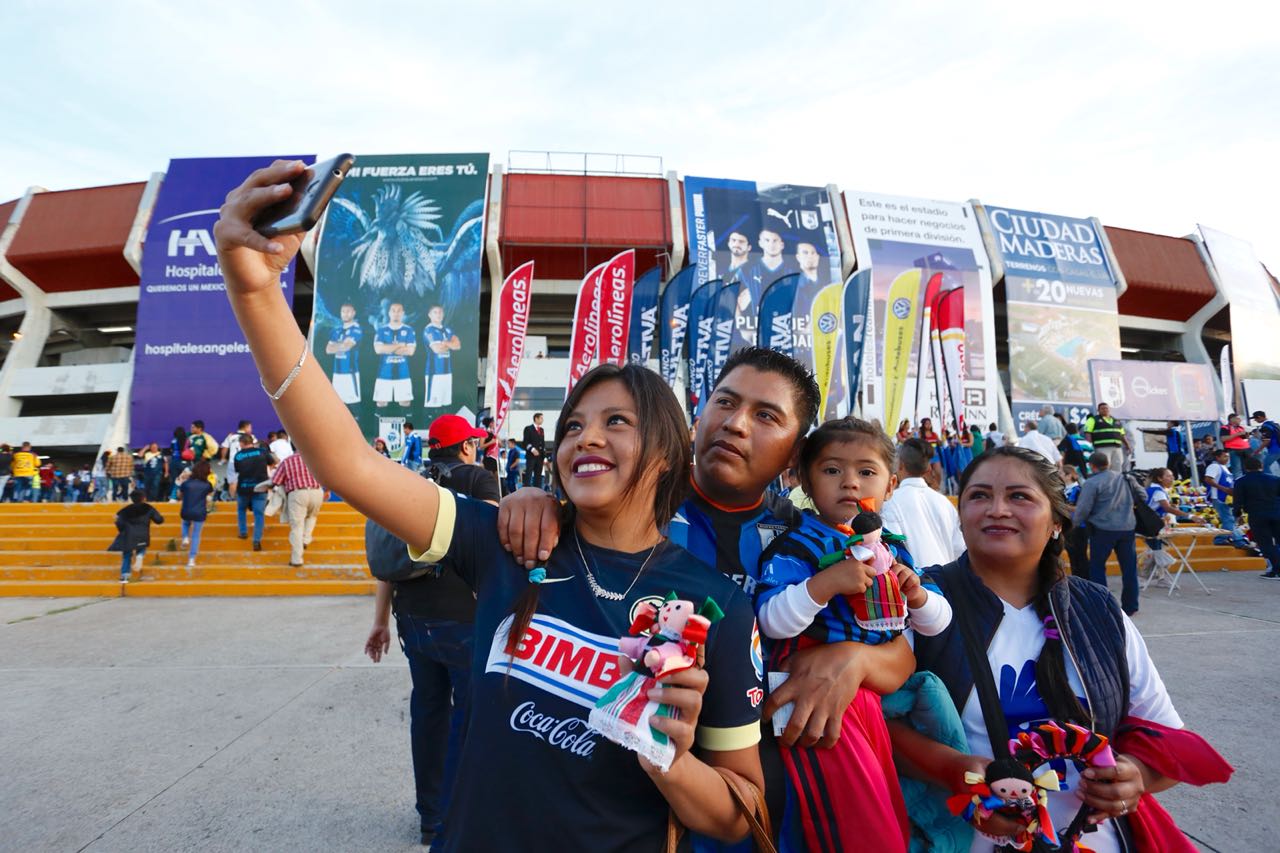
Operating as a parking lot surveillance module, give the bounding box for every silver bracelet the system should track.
[262,341,309,400]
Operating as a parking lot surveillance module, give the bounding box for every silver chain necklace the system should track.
[573,529,661,602]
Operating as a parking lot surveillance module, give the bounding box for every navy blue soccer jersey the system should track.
[423,323,454,375]
[419,493,762,853]
[329,322,362,374]
[375,324,415,380]
[668,488,802,596]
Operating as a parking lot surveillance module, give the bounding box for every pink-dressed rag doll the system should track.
[588,592,723,771]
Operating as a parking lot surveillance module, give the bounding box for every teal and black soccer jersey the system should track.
[375,324,415,380]
[329,322,362,374]
[424,323,454,376]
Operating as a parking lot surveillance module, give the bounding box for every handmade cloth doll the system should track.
[818,510,909,633]
[588,593,724,772]
[947,721,1115,852]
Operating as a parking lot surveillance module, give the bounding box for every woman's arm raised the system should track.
[214,160,438,553]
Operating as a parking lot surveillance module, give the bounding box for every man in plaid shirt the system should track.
[270,448,326,566]
[105,446,136,501]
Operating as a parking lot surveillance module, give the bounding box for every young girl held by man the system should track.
[755,417,953,852]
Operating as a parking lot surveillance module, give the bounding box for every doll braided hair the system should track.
[957,446,1090,725]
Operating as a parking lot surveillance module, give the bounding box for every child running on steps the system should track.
[755,417,952,853]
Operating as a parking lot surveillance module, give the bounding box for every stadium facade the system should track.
[0,150,1276,462]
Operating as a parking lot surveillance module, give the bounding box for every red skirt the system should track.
[778,687,908,853]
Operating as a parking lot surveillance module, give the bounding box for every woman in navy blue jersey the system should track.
[214,161,763,852]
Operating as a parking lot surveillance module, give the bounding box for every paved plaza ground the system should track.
[2,570,1277,852]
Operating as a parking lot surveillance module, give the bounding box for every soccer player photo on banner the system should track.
[979,204,1121,427]
[846,190,997,432]
[311,153,489,437]
[684,176,843,354]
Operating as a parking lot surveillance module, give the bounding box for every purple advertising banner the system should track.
[1088,359,1219,422]
[131,156,306,444]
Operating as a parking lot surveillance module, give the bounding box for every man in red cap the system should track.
[364,412,498,847]
[422,414,499,498]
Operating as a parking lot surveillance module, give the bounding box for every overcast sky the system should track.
[5,1,1278,269]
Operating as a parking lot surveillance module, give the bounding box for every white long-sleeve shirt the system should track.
[880,477,966,570]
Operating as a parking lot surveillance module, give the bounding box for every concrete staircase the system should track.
[0,504,1264,598]
[1122,533,1267,572]
[0,502,374,597]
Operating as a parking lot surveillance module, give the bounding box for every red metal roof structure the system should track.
[6,183,145,293]
[1107,226,1216,321]
[500,173,671,280]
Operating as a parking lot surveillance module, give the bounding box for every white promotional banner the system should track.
[845,191,997,431]
[1200,226,1280,382]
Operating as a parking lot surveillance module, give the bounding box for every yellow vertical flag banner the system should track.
[810,283,844,423]
[881,269,923,431]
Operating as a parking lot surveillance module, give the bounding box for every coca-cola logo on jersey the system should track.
[509,701,599,758]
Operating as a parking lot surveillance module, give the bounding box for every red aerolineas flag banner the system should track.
[566,260,608,396]
[935,286,966,431]
[596,249,636,366]
[492,261,535,438]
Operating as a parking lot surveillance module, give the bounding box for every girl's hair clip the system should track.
[1042,613,1061,641]
[527,566,547,584]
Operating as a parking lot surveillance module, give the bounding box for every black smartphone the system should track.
[253,153,355,237]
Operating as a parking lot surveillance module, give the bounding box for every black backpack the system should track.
[365,461,463,582]
[1126,472,1165,538]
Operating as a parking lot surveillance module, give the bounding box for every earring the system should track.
[1052,529,1061,540]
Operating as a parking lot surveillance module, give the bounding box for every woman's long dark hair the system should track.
[506,363,692,653]
[957,445,1090,724]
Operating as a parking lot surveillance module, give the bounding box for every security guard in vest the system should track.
[1085,402,1130,473]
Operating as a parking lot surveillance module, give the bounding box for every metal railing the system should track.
[507,150,664,177]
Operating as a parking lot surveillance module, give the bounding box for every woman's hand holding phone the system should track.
[212,159,308,298]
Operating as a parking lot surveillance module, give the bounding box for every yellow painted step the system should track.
[0,550,366,567]
[0,518,362,532]
[4,565,371,581]
[0,580,122,597]
[0,538,357,554]
[122,579,375,597]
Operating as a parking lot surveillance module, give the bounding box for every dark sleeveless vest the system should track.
[913,555,1130,739]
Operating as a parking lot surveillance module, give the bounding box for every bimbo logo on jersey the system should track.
[485,613,623,709]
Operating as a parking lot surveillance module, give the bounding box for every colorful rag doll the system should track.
[818,510,908,633]
[588,592,724,772]
[947,721,1116,852]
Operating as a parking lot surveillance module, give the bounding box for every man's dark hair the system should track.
[533,412,544,420]
[129,490,144,504]
[1253,410,1267,420]
[238,420,251,430]
[712,346,820,432]
[1244,455,1264,472]
[404,421,414,431]
[239,433,254,445]
[428,442,466,461]
[897,438,933,477]
[192,420,204,430]
[1089,451,1110,469]
[988,423,998,431]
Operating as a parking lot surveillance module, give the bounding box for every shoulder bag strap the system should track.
[665,767,777,853]
[950,582,1012,757]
